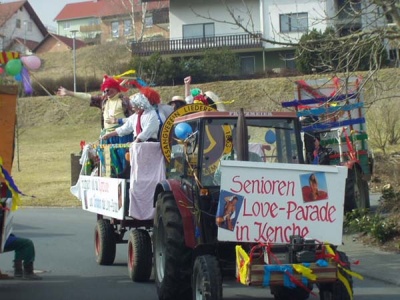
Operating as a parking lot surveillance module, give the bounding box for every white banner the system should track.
[78,175,126,220]
[217,161,347,245]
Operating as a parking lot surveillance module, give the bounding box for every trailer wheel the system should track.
[95,219,116,265]
[153,192,192,300]
[344,167,370,212]
[270,286,310,300]
[319,251,353,300]
[127,229,153,282]
[192,255,222,300]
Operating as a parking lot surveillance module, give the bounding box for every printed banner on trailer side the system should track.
[217,161,347,245]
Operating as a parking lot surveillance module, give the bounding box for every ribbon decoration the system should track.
[235,245,251,285]
[114,69,136,79]
[324,244,363,300]
[0,156,22,211]
[21,67,33,95]
[0,51,20,64]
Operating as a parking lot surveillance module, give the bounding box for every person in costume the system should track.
[128,82,173,139]
[168,95,186,110]
[183,76,226,111]
[2,234,41,280]
[312,136,330,165]
[101,92,160,143]
[57,75,133,130]
[57,76,134,176]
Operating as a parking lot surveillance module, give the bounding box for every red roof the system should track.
[54,0,169,22]
[32,33,86,53]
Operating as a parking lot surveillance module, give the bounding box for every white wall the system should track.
[169,0,331,49]
[263,0,329,49]
[170,0,260,39]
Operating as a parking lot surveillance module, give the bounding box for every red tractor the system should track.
[152,108,355,300]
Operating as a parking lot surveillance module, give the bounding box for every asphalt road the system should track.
[1,195,400,300]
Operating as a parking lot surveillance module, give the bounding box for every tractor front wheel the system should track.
[192,255,222,300]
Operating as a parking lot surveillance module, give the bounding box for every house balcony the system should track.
[131,33,263,56]
[80,24,102,33]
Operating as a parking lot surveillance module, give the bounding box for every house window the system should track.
[240,56,255,75]
[282,51,296,69]
[26,21,33,32]
[145,14,153,28]
[280,13,308,33]
[16,19,21,29]
[63,22,71,30]
[183,23,215,39]
[153,8,169,25]
[112,21,119,37]
[124,19,132,36]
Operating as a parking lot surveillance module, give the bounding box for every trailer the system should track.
[282,77,372,211]
[71,141,163,281]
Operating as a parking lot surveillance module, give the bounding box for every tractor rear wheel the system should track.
[192,255,222,300]
[127,229,152,282]
[344,167,370,212]
[153,192,192,300]
[94,219,116,265]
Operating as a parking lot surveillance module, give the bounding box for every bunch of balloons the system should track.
[0,54,41,95]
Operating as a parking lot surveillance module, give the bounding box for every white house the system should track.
[0,0,48,54]
[135,0,384,74]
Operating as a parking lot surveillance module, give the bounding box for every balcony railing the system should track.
[131,33,263,56]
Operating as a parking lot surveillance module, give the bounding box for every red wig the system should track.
[130,80,160,105]
[100,75,128,92]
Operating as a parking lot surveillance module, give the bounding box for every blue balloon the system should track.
[174,122,193,139]
[14,73,22,82]
[265,130,276,144]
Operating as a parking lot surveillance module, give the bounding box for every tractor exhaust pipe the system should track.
[236,108,249,161]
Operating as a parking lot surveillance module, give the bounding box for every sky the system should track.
[3,0,84,30]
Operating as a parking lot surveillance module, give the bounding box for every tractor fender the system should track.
[153,179,196,249]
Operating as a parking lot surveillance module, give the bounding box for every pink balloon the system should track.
[21,55,41,71]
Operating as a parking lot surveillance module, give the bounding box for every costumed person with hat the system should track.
[183,76,226,111]
[168,95,186,110]
[57,75,134,176]
[101,92,161,143]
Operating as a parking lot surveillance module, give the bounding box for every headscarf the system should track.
[129,93,153,111]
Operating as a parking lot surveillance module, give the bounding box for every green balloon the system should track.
[5,59,23,76]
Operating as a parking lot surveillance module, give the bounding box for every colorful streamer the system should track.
[21,67,33,95]
[0,156,21,211]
